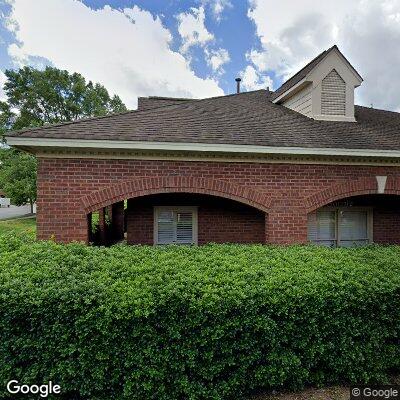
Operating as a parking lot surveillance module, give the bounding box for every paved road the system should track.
[0,204,36,220]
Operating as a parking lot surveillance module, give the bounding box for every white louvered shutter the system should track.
[156,208,196,245]
[307,210,336,247]
[157,210,175,244]
[176,212,194,244]
[338,210,369,248]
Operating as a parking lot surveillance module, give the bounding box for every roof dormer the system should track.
[272,46,363,122]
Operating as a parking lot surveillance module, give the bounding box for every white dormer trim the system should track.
[273,46,363,122]
[311,114,357,122]
[272,79,308,104]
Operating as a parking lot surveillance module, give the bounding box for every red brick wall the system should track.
[374,209,400,244]
[37,157,400,244]
[127,194,265,245]
[371,196,400,244]
[198,202,265,244]
[127,200,153,245]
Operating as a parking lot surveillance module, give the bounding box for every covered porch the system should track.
[87,192,400,247]
[88,193,267,246]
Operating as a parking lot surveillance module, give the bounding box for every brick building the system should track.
[6,46,400,247]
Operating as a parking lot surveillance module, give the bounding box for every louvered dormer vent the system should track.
[321,69,346,116]
[272,46,363,122]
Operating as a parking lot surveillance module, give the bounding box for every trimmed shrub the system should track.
[0,236,399,399]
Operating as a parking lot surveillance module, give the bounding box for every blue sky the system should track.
[0,0,269,103]
[81,0,262,93]
[1,0,400,111]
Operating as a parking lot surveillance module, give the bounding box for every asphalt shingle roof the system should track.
[137,96,195,111]
[7,89,400,151]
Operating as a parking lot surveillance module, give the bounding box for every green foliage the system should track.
[0,240,399,399]
[4,66,127,130]
[0,230,35,253]
[0,101,13,140]
[0,66,127,207]
[0,148,37,211]
[91,211,100,232]
[90,212,112,245]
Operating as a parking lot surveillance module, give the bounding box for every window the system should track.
[308,207,372,248]
[154,207,198,245]
[307,210,337,247]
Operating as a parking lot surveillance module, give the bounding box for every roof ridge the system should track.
[8,89,269,136]
[145,96,196,101]
[355,104,400,113]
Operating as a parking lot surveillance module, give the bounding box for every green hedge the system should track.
[0,234,399,399]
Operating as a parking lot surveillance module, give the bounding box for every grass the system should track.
[0,216,36,235]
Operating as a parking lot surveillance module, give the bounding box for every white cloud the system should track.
[247,0,400,111]
[212,0,232,20]
[8,43,28,67]
[177,6,230,76]
[241,65,273,91]
[5,0,224,108]
[0,70,7,101]
[202,0,232,21]
[177,6,214,53]
[206,48,230,73]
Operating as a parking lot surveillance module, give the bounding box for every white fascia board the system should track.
[5,136,400,159]
[272,78,308,104]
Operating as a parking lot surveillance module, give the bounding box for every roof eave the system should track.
[5,136,400,160]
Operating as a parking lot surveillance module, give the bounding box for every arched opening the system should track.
[307,194,400,247]
[88,192,267,246]
[88,201,126,246]
[81,176,270,246]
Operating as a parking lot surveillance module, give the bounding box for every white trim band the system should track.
[5,136,400,159]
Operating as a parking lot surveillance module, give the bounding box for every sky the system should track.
[0,0,399,111]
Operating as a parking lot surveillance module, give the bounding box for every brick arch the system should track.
[81,176,271,214]
[305,176,400,212]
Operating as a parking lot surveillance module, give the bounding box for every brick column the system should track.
[111,201,125,241]
[36,197,88,243]
[266,208,308,244]
[126,198,154,245]
[98,207,107,245]
[87,213,93,243]
[264,213,269,244]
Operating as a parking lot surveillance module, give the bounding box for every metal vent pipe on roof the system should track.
[235,77,241,94]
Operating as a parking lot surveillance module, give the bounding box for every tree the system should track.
[0,101,13,139]
[0,66,127,210]
[0,148,37,213]
[4,66,126,130]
